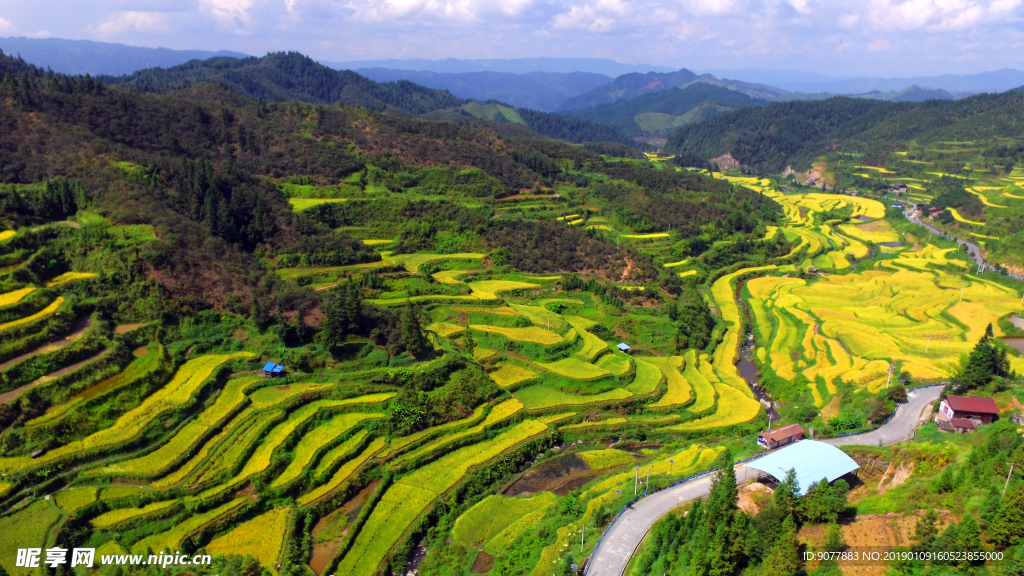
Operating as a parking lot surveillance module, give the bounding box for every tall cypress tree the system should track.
[402,301,428,359]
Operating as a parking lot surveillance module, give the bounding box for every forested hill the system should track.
[567,83,767,138]
[664,90,1024,172]
[101,51,466,115]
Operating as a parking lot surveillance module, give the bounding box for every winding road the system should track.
[583,385,944,576]
[904,209,1023,280]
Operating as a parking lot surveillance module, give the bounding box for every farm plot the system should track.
[626,359,663,394]
[0,352,253,474]
[0,296,64,333]
[271,413,382,488]
[334,420,547,576]
[0,499,63,576]
[0,287,35,307]
[132,497,250,553]
[298,437,386,506]
[565,315,608,360]
[91,499,177,528]
[514,385,631,410]
[536,357,609,379]
[452,493,557,548]
[393,399,523,465]
[206,507,291,570]
[489,363,537,387]
[467,280,539,299]
[645,356,692,407]
[469,325,563,345]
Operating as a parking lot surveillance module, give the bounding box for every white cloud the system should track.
[198,0,263,26]
[0,18,15,33]
[93,11,166,37]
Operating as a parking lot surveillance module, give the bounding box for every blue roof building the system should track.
[745,440,859,495]
[616,343,630,352]
[261,362,285,378]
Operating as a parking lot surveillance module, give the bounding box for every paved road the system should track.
[904,209,1023,279]
[584,385,944,576]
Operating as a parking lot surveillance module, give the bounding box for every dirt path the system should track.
[0,317,93,371]
[0,348,110,404]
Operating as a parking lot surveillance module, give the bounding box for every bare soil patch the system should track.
[504,453,593,496]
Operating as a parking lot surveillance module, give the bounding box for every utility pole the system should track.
[960,287,965,301]
[581,525,585,553]
[646,467,650,493]
[634,467,639,496]
[886,364,893,389]
[925,337,931,354]
[1004,462,1016,497]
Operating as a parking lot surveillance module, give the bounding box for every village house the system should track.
[937,395,999,432]
[757,423,805,450]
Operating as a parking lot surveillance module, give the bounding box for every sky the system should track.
[1,0,1024,76]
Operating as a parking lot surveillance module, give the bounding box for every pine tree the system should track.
[957,515,982,569]
[990,484,1024,547]
[760,515,802,576]
[911,509,939,552]
[402,301,428,359]
[823,523,845,552]
[320,286,347,350]
[930,521,959,566]
[1003,544,1024,576]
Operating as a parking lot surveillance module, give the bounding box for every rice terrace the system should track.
[1,45,1024,576]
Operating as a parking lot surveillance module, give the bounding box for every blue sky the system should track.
[2,0,1023,76]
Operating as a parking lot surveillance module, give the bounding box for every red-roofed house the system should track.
[758,423,805,450]
[938,395,999,433]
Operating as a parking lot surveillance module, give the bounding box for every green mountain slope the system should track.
[102,51,465,115]
[665,91,1024,171]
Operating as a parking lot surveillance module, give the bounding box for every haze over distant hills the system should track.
[702,67,1024,95]
[322,57,675,77]
[0,37,249,76]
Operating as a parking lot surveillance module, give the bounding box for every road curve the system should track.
[583,385,943,576]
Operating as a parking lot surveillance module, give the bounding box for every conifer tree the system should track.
[402,300,428,359]
[760,515,802,576]
[912,509,939,552]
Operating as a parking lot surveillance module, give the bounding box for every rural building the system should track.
[937,395,999,432]
[929,207,944,218]
[890,183,908,195]
[261,362,286,378]
[1012,413,1024,426]
[757,423,804,450]
[891,202,904,209]
[616,343,631,353]
[746,440,859,495]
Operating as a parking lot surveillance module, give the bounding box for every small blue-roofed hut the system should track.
[617,343,630,353]
[261,362,285,378]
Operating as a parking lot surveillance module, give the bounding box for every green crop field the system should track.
[299,437,386,506]
[132,497,250,553]
[536,357,610,379]
[627,359,663,394]
[272,413,381,488]
[515,385,631,409]
[55,486,98,513]
[0,500,63,575]
[452,492,557,548]
[646,356,692,407]
[90,499,177,528]
[489,363,537,387]
[578,449,634,470]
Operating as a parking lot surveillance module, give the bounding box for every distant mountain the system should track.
[558,69,701,111]
[0,37,248,76]
[567,83,767,139]
[322,57,675,77]
[703,67,1024,95]
[354,69,611,112]
[104,52,464,116]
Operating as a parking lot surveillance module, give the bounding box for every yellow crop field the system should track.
[468,280,539,299]
[622,233,670,239]
[249,382,332,408]
[337,421,547,576]
[432,270,466,284]
[596,352,631,376]
[470,324,563,345]
[45,272,97,287]
[0,287,35,307]
[299,437,386,506]
[272,413,382,488]
[627,359,662,394]
[565,316,608,360]
[288,198,347,211]
[0,230,14,242]
[426,322,465,337]
[453,305,518,316]
[578,449,634,470]
[838,221,899,243]
[473,346,497,361]
[967,188,1008,208]
[664,259,689,267]
[515,385,631,409]
[314,430,369,478]
[509,304,565,329]
[949,207,984,225]
[0,296,63,333]
[0,499,63,576]
[377,406,486,460]
[537,412,575,424]
[362,238,394,245]
[392,252,485,273]
[91,499,177,528]
[1004,192,1024,199]
[559,417,626,430]
[662,382,761,431]
[537,357,610,379]
[489,363,537,387]
[394,399,523,465]
[683,351,717,413]
[207,507,290,569]
[711,266,773,397]
[586,224,612,230]
[645,356,692,407]
[132,497,249,553]
[556,214,580,221]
